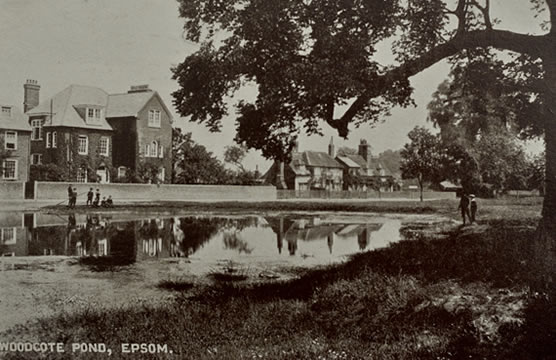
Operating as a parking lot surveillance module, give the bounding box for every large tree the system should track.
[172,0,556,241]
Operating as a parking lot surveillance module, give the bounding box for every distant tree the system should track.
[30,164,66,182]
[528,151,546,194]
[400,127,444,202]
[378,149,402,178]
[337,147,358,157]
[172,128,227,184]
[224,145,248,173]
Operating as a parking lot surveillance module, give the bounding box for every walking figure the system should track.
[93,189,101,207]
[469,194,478,223]
[86,188,94,206]
[70,187,77,208]
[458,193,471,225]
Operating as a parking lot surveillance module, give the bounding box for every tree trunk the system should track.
[418,172,423,202]
[533,49,556,292]
[275,160,287,190]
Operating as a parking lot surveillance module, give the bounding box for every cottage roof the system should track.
[298,151,343,168]
[0,105,31,131]
[336,156,361,168]
[26,85,112,131]
[343,154,393,176]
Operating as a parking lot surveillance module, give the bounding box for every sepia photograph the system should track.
[0,0,554,359]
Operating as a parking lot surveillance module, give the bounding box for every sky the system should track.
[0,0,548,171]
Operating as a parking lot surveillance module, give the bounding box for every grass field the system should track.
[3,197,555,360]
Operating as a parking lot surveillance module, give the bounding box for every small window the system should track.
[52,132,57,148]
[86,108,102,124]
[78,135,88,155]
[148,110,161,127]
[77,167,87,183]
[0,228,16,245]
[1,107,12,117]
[46,132,52,148]
[2,160,17,180]
[31,154,42,165]
[5,131,17,150]
[158,167,165,183]
[145,144,150,157]
[31,119,43,140]
[99,137,109,156]
[158,145,164,158]
[149,141,158,157]
[118,166,126,178]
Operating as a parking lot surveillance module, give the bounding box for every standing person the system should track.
[86,188,94,206]
[70,187,77,208]
[469,194,478,223]
[458,193,471,225]
[93,189,101,207]
[67,184,73,208]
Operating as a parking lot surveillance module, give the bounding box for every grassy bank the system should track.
[3,206,554,359]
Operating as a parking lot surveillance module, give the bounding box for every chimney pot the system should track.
[23,79,40,112]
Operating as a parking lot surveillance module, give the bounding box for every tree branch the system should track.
[328,29,547,137]
[470,0,492,30]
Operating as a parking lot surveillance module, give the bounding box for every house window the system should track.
[99,137,109,156]
[0,228,16,245]
[148,110,161,127]
[158,145,164,158]
[78,135,88,155]
[149,141,158,157]
[158,167,165,183]
[86,108,102,124]
[118,166,126,178]
[31,119,43,140]
[5,131,17,150]
[1,107,12,116]
[77,167,87,183]
[2,160,17,179]
[31,154,42,165]
[52,131,57,148]
[46,132,52,148]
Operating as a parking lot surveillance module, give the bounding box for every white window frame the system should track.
[86,108,102,124]
[158,145,164,158]
[118,166,126,178]
[99,136,109,156]
[4,131,17,150]
[148,109,161,128]
[2,159,17,180]
[158,167,165,183]
[46,132,52,148]
[0,227,16,245]
[149,141,158,157]
[77,135,88,155]
[31,119,43,140]
[52,131,57,148]
[31,153,42,165]
[76,167,87,183]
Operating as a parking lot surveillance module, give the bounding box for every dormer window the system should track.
[86,108,102,124]
[1,107,11,116]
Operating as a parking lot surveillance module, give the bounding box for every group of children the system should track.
[67,185,114,209]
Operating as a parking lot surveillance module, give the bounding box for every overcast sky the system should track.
[0,0,547,170]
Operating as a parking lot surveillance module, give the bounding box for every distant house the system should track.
[335,139,395,192]
[263,140,343,190]
[0,103,31,182]
[24,81,172,183]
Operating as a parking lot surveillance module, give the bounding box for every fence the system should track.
[0,182,25,200]
[34,182,277,202]
[277,189,457,200]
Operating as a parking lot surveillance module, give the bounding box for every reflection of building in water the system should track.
[0,213,32,256]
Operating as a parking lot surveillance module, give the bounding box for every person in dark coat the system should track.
[86,188,94,206]
[93,189,101,207]
[70,187,77,208]
[469,194,478,223]
[458,193,471,225]
[67,185,73,208]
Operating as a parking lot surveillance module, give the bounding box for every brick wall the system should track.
[35,182,276,202]
[0,182,25,200]
[277,190,457,200]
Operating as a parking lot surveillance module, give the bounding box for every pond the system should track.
[0,211,436,273]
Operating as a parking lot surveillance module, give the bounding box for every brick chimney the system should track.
[128,84,152,93]
[328,137,335,158]
[358,139,372,166]
[23,79,40,112]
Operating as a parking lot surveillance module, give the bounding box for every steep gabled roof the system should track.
[106,91,173,121]
[336,156,361,168]
[26,85,112,131]
[301,151,343,168]
[0,105,30,131]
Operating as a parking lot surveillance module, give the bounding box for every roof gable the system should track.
[106,91,173,121]
[302,151,343,168]
[0,105,30,131]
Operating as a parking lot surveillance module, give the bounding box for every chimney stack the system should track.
[358,139,371,165]
[128,84,152,93]
[23,79,40,113]
[328,137,335,158]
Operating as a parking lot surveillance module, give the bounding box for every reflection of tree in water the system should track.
[79,222,137,270]
[222,231,253,254]
[177,217,227,256]
[29,226,68,255]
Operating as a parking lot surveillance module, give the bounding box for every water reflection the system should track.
[0,212,402,268]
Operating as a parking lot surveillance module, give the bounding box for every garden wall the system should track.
[35,182,276,202]
[0,182,25,200]
[277,189,457,200]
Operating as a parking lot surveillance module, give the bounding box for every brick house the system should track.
[0,103,31,182]
[24,81,172,183]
